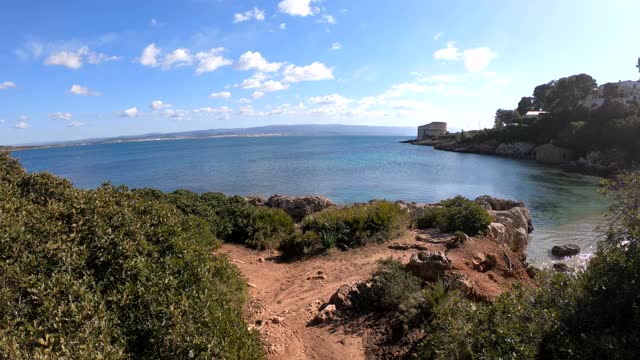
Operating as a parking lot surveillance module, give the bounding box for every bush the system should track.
[245,207,295,250]
[0,151,263,359]
[416,196,492,235]
[279,231,323,258]
[356,259,422,315]
[301,201,409,251]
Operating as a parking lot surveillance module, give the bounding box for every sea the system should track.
[13,136,607,266]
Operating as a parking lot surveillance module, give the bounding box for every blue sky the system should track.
[1,0,639,145]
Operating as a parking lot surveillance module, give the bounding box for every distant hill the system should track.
[11,124,420,149]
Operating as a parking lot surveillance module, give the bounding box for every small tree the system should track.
[636,57,640,74]
[517,97,535,116]
[494,109,522,127]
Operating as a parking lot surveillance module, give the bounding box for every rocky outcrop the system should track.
[551,244,580,257]
[568,150,625,176]
[329,282,366,311]
[495,142,535,159]
[265,195,335,221]
[244,195,266,207]
[476,196,533,253]
[405,251,451,282]
[394,200,434,219]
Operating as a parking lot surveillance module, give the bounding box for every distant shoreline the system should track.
[9,133,287,151]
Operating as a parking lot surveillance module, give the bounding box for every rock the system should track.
[314,304,337,323]
[337,243,349,251]
[472,252,497,273]
[257,257,266,263]
[266,195,335,222]
[494,142,536,159]
[552,244,581,257]
[479,196,533,253]
[553,263,570,272]
[475,195,524,211]
[446,232,469,249]
[405,251,451,282]
[526,265,539,279]
[271,316,285,324]
[307,274,327,281]
[329,282,364,310]
[244,196,266,207]
[388,244,411,251]
[394,200,435,219]
[443,273,473,296]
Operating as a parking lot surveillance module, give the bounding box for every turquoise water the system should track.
[13,136,607,265]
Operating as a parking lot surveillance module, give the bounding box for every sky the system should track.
[1,0,640,145]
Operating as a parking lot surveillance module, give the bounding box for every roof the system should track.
[524,111,547,117]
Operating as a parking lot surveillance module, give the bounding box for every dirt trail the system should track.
[219,230,530,359]
[219,232,418,360]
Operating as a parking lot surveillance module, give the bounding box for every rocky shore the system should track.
[408,137,621,176]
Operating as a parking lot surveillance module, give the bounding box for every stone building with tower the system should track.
[417,122,447,140]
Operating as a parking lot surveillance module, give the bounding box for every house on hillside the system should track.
[417,122,447,140]
[582,79,640,108]
[534,143,575,164]
[523,111,548,121]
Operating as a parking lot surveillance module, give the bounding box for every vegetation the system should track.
[0,150,263,359]
[134,188,295,250]
[416,196,493,235]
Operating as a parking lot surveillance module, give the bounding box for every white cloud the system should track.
[434,32,443,41]
[258,80,289,92]
[69,84,99,96]
[308,93,352,107]
[434,42,461,61]
[120,107,138,118]
[150,18,158,27]
[195,48,232,75]
[330,42,342,50]
[162,48,193,69]
[139,43,161,67]
[282,62,334,83]
[463,47,497,72]
[18,115,29,122]
[239,72,268,89]
[15,122,29,129]
[278,0,317,16]
[252,91,264,99]
[44,46,118,69]
[320,14,336,24]
[193,106,232,120]
[238,98,252,105]
[68,121,85,128]
[49,112,73,121]
[434,42,497,72]
[233,7,265,23]
[236,51,282,72]
[209,91,231,99]
[279,23,287,30]
[0,81,16,90]
[150,100,171,110]
[163,109,188,121]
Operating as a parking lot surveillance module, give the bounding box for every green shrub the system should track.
[356,259,422,315]
[302,201,408,250]
[279,231,324,258]
[416,196,492,235]
[245,207,295,250]
[0,150,263,359]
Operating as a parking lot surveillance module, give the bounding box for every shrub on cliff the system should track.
[0,151,263,359]
[301,201,409,250]
[416,196,492,235]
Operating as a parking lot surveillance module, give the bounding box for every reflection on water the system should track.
[13,136,608,265]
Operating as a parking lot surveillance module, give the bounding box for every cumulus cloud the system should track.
[236,51,282,72]
[252,91,264,99]
[463,47,497,72]
[15,122,29,129]
[163,109,188,121]
[434,42,461,61]
[209,91,231,99]
[434,32,443,41]
[162,48,192,69]
[278,0,317,16]
[434,42,497,72]
[120,107,138,118]
[239,72,268,89]
[330,42,342,50]
[282,62,334,83]
[233,7,265,23]
[150,100,171,110]
[258,80,289,92]
[279,23,287,30]
[193,106,232,120]
[139,43,161,67]
[319,14,336,24]
[195,48,232,74]
[68,121,86,127]
[49,112,73,121]
[44,46,119,69]
[0,81,16,90]
[69,84,99,96]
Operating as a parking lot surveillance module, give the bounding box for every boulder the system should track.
[472,253,498,273]
[551,244,581,257]
[553,263,570,272]
[314,304,337,323]
[477,196,533,253]
[443,273,473,296]
[329,282,364,311]
[394,200,434,219]
[266,195,335,221]
[244,196,266,207]
[405,251,451,282]
[494,142,536,159]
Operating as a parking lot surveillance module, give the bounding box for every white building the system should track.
[583,79,640,108]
